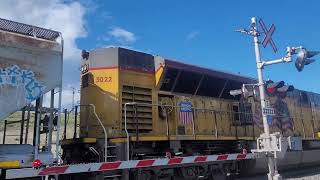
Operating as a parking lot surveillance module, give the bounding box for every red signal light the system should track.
[265,80,285,96]
[265,80,294,98]
[267,87,276,94]
[33,159,42,168]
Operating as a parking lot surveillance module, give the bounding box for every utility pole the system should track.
[71,87,75,111]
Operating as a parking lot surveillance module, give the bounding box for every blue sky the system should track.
[1,0,319,107]
[76,0,320,93]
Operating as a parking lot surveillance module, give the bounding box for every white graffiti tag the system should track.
[0,65,45,103]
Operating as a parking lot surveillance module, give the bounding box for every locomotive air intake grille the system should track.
[122,85,153,133]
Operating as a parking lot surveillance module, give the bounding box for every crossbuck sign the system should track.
[259,19,277,53]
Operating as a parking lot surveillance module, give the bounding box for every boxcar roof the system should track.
[0,18,60,41]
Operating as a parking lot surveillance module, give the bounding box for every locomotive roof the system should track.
[114,47,257,99]
[116,47,255,83]
[164,59,256,84]
[100,47,320,100]
[159,58,256,99]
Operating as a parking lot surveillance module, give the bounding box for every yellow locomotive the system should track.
[61,47,320,178]
[78,47,319,140]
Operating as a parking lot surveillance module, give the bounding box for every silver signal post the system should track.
[236,17,319,180]
[251,17,280,180]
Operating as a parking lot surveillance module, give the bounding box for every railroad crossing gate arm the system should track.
[5,153,254,179]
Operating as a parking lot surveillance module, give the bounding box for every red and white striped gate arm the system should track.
[6,153,254,179]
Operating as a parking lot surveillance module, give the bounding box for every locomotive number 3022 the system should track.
[96,76,112,83]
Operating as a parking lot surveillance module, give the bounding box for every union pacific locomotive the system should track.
[61,47,320,179]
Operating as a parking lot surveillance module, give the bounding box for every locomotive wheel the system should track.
[140,171,153,180]
[176,165,209,180]
[131,169,155,180]
[205,163,238,180]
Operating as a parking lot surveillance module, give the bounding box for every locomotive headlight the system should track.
[81,49,90,60]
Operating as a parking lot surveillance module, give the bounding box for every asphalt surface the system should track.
[238,167,320,180]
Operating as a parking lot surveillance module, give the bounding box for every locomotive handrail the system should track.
[124,101,187,160]
[70,104,108,162]
[89,104,108,162]
[123,102,301,120]
[122,101,300,162]
[124,102,137,160]
[122,101,299,126]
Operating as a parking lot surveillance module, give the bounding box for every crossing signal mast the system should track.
[235,17,319,180]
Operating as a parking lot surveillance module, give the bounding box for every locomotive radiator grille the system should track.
[121,85,153,133]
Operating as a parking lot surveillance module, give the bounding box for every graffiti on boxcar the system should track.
[273,97,293,132]
[253,95,293,132]
[253,103,263,129]
[0,65,45,102]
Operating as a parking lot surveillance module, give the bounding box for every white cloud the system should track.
[0,0,89,111]
[0,0,87,60]
[186,30,200,40]
[108,27,137,44]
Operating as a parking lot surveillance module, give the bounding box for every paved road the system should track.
[238,167,320,180]
[284,167,320,180]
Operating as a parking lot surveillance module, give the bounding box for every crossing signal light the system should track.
[265,80,294,97]
[277,85,294,93]
[229,84,258,99]
[229,89,243,97]
[295,48,319,72]
[266,80,284,95]
[229,85,251,97]
[81,49,90,60]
